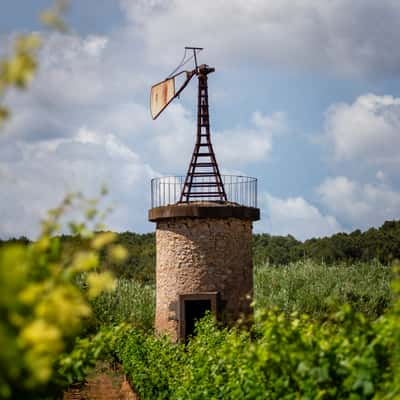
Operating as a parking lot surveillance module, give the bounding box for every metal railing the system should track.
[150,175,257,208]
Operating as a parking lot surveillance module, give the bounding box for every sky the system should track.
[1,0,400,241]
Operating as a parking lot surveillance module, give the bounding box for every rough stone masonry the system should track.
[155,216,254,341]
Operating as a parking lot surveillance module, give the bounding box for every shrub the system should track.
[0,194,119,399]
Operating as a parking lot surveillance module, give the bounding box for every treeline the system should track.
[253,220,400,266]
[58,232,156,283]
[2,220,400,282]
[0,232,155,283]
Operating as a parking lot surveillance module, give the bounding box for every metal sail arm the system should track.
[173,70,196,99]
[150,69,196,120]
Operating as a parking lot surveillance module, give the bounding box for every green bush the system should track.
[57,324,128,386]
[0,195,119,399]
[106,265,400,399]
[111,306,399,399]
[116,328,184,399]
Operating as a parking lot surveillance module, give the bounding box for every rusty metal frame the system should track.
[150,48,228,202]
[179,64,227,202]
[178,292,218,340]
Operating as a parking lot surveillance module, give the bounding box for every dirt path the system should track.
[64,366,139,400]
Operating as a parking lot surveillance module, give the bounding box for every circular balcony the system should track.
[150,175,258,209]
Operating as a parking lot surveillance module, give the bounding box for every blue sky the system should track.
[1,0,400,240]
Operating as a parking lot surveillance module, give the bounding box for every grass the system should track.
[89,260,393,330]
[254,259,393,319]
[90,279,155,330]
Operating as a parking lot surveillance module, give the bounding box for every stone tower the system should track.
[149,203,259,341]
[149,55,260,341]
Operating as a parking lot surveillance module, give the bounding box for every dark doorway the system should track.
[178,292,218,341]
[184,299,211,340]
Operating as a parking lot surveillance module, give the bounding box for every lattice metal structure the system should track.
[150,47,229,203]
[179,64,227,203]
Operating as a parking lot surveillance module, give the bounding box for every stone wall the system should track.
[155,217,253,341]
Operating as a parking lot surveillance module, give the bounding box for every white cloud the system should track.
[376,170,386,183]
[1,34,111,141]
[151,103,194,170]
[33,34,110,106]
[324,94,400,169]
[259,193,342,240]
[153,109,287,170]
[0,31,164,238]
[1,30,152,140]
[214,111,287,165]
[1,28,290,239]
[83,36,108,56]
[0,127,157,239]
[4,3,400,239]
[99,103,151,138]
[75,127,139,160]
[317,176,400,229]
[120,0,400,77]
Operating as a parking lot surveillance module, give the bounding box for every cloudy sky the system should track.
[1,0,400,240]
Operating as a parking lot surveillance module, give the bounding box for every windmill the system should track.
[148,48,260,341]
[150,47,227,203]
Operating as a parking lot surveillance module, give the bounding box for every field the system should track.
[87,259,393,331]
[2,229,399,399]
[59,259,399,400]
[254,260,393,319]
[90,279,155,330]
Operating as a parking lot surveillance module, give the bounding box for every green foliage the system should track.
[84,260,391,334]
[254,260,393,319]
[253,220,400,267]
[53,263,400,399]
[0,194,119,399]
[56,231,156,283]
[0,0,68,127]
[104,232,155,282]
[109,308,398,399]
[0,34,41,126]
[116,328,184,400]
[40,0,69,33]
[3,220,399,285]
[90,279,155,330]
[253,233,300,265]
[110,287,400,400]
[57,324,127,386]
[67,266,398,399]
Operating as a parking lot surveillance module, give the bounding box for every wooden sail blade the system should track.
[150,71,196,120]
[150,77,175,120]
